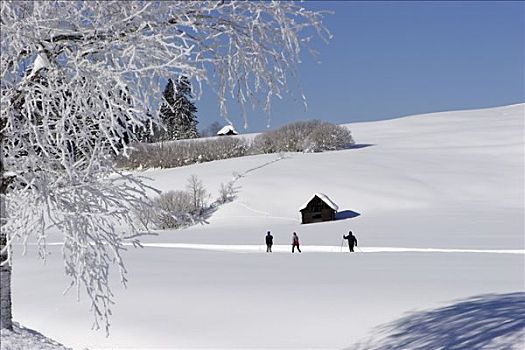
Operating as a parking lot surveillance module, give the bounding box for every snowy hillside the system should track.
[10,104,525,349]
[138,103,524,249]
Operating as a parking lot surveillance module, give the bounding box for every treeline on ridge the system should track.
[117,120,354,169]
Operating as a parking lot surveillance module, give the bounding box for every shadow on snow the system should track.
[348,292,525,350]
[335,210,361,220]
[347,143,375,149]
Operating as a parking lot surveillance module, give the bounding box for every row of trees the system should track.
[117,120,355,169]
[117,136,248,169]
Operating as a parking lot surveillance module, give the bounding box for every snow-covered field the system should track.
[9,104,525,349]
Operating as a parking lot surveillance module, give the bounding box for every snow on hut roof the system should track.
[217,124,238,135]
[299,193,339,212]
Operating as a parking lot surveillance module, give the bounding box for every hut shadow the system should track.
[348,292,525,350]
[347,143,375,149]
[335,210,361,220]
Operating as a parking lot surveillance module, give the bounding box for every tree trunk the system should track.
[0,265,12,330]
[0,193,13,330]
[1,113,13,330]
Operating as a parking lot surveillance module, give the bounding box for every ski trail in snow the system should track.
[232,202,296,221]
[127,243,525,255]
[236,154,289,178]
[40,242,524,254]
[235,201,271,216]
[229,154,296,221]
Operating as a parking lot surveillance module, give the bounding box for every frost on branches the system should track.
[0,1,329,332]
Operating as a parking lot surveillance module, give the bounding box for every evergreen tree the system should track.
[158,79,176,141]
[135,110,155,143]
[159,76,199,141]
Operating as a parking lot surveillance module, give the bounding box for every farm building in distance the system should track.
[217,124,239,136]
[299,193,339,224]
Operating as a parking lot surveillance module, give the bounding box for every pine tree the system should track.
[158,79,176,141]
[159,76,199,141]
[135,110,155,143]
[175,76,199,139]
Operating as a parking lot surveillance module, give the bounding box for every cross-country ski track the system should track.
[41,242,525,255]
[131,243,525,254]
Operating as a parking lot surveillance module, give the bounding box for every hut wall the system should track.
[300,196,336,224]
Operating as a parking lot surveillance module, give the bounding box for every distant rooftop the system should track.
[217,125,239,136]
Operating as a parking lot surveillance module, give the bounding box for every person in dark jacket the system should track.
[292,232,301,253]
[343,231,358,252]
[265,231,274,253]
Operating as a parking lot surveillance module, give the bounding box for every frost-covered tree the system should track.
[0,1,329,332]
[302,122,355,152]
[218,181,236,204]
[173,76,199,140]
[251,120,354,153]
[153,190,194,229]
[157,78,176,141]
[159,77,199,141]
[186,175,209,216]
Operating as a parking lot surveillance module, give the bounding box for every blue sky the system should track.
[197,1,524,133]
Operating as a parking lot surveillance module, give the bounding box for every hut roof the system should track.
[299,193,339,212]
[217,124,238,135]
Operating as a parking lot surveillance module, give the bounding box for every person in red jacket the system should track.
[292,232,301,253]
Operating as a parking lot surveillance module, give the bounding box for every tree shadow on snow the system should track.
[193,205,219,225]
[194,184,241,226]
[335,210,361,220]
[347,292,525,350]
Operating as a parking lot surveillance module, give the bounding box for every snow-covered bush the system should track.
[118,121,353,170]
[134,176,209,230]
[250,133,276,154]
[186,175,209,216]
[270,120,322,152]
[209,137,249,161]
[252,120,354,154]
[153,190,194,229]
[217,181,236,204]
[117,137,250,169]
[303,122,355,152]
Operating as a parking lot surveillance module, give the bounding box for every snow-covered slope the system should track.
[9,104,525,349]
[139,103,524,249]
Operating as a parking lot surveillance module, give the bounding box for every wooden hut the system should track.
[299,193,338,224]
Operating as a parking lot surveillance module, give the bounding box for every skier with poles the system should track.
[343,231,358,252]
